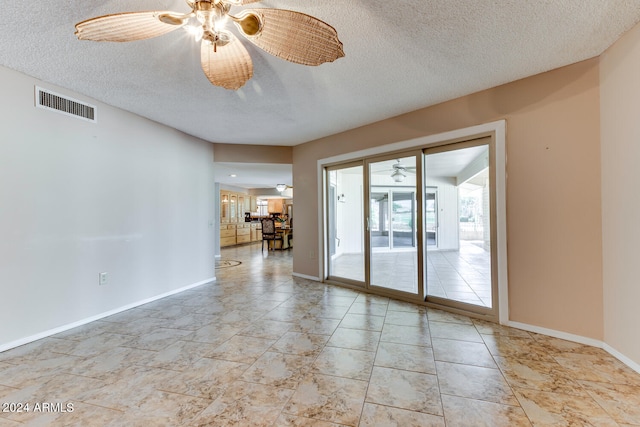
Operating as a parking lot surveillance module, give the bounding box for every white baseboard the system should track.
[506,321,603,347]
[506,320,640,375]
[603,343,640,374]
[0,277,216,353]
[292,272,321,281]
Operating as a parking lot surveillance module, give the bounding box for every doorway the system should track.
[370,190,416,250]
[368,154,420,295]
[321,122,506,321]
[326,162,365,285]
[423,139,496,311]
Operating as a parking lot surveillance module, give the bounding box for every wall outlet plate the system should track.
[99,272,108,286]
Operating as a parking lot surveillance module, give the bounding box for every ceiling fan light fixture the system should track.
[184,18,204,41]
[203,29,232,47]
[276,184,287,192]
[391,169,406,183]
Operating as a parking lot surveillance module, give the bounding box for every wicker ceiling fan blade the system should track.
[75,11,187,42]
[235,8,344,66]
[200,34,253,90]
[187,0,260,8]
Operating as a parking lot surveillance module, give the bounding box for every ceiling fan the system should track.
[390,159,416,182]
[75,0,345,90]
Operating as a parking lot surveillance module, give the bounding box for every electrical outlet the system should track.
[99,272,108,286]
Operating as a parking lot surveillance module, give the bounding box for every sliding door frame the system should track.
[423,137,497,317]
[317,121,508,324]
[323,160,366,287]
[365,150,425,300]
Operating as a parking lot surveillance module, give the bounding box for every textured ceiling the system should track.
[214,162,292,189]
[1,0,640,148]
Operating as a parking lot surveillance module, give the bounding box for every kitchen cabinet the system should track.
[220,191,230,223]
[229,194,238,222]
[219,190,273,247]
[250,222,262,241]
[242,196,251,217]
[268,198,284,215]
[220,224,236,247]
[237,195,245,222]
[236,224,251,244]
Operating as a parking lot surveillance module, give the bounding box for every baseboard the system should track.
[603,343,640,375]
[506,320,640,375]
[292,272,321,281]
[506,321,603,347]
[0,277,216,353]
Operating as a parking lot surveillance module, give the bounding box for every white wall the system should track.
[0,66,216,349]
[600,23,640,366]
[335,172,363,255]
[427,177,459,250]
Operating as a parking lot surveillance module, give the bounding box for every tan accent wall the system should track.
[600,23,640,364]
[293,58,604,339]
[214,143,293,163]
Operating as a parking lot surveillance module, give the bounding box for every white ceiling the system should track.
[215,162,292,189]
[425,145,487,179]
[2,1,640,186]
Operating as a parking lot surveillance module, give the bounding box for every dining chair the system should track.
[261,218,283,251]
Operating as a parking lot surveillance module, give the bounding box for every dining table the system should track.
[276,226,292,249]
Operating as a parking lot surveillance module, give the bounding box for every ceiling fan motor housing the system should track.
[194,1,232,47]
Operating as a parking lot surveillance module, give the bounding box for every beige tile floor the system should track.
[1,243,640,426]
[331,240,492,307]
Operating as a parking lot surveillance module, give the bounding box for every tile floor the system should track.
[331,240,492,307]
[1,243,639,426]
[426,241,492,307]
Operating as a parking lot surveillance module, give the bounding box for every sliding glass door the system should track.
[424,139,496,311]
[368,154,421,296]
[323,135,499,319]
[326,163,365,285]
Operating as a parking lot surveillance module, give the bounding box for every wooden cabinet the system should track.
[220,190,270,247]
[229,194,238,222]
[236,224,251,244]
[220,191,230,223]
[239,196,250,218]
[220,220,261,247]
[250,222,262,242]
[237,195,246,222]
[220,224,236,247]
[237,195,243,215]
[268,198,284,214]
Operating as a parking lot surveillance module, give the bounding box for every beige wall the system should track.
[293,58,604,340]
[214,143,293,163]
[600,23,640,364]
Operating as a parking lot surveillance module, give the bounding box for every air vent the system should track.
[35,86,97,123]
